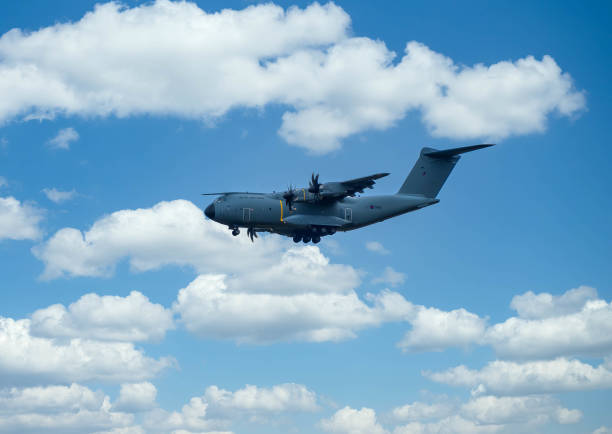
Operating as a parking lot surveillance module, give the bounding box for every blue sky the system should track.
[0,1,611,433]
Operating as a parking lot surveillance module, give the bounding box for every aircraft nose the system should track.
[204,203,215,220]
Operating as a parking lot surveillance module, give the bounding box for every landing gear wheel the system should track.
[232,229,240,236]
[312,236,321,244]
[293,235,302,243]
[302,236,311,243]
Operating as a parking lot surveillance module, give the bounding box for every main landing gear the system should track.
[230,226,240,236]
[293,228,333,244]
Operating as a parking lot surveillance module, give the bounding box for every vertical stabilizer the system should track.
[397,144,493,198]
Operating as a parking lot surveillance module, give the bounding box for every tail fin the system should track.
[397,144,493,198]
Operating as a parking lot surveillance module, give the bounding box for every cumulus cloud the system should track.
[366,241,390,255]
[174,274,413,344]
[320,406,387,434]
[460,395,581,426]
[46,127,79,150]
[484,287,612,359]
[394,286,612,360]
[510,285,598,319]
[0,316,172,386]
[113,383,157,413]
[143,398,224,434]
[394,415,501,434]
[142,383,313,433]
[204,383,318,415]
[398,306,486,352]
[0,1,584,153]
[42,188,77,204]
[392,401,454,422]
[0,383,133,433]
[30,291,174,342]
[372,266,405,287]
[349,395,581,434]
[425,358,612,396]
[0,196,44,241]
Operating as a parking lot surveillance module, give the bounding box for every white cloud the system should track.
[0,196,43,241]
[30,291,174,342]
[510,285,598,319]
[386,394,582,433]
[0,316,172,386]
[392,401,454,422]
[94,427,145,434]
[484,289,612,359]
[460,396,581,425]
[32,199,283,280]
[224,246,360,295]
[425,358,612,396]
[47,127,79,150]
[398,307,486,352]
[0,383,133,433]
[0,383,104,414]
[0,1,584,153]
[372,266,405,287]
[394,415,503,434]
[174,274,413,344]
[366,241,390,255]
[393,286,612,360]
[320,406,388,434]
[142,383,317,433]
[42,187,77,204]
[113,383,157,413]
[594,427,612,434]
[204,383,318,415]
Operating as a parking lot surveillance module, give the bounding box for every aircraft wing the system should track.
[332,172,389,198]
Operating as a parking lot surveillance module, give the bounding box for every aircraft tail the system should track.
[397,144,493,198]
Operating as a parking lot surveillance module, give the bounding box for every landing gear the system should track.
[247,225,258,242]
[293,235,302,243]
[302,235,311,243]
[232,229,240,236]
[312,235,321,244]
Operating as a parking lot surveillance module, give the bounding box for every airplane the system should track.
[203,144,494,243]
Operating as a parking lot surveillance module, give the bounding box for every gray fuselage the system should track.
[205,191,438,238]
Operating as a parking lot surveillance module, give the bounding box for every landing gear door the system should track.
[344,207,352,223]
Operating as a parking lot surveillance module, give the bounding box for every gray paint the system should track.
[203,144,493,243]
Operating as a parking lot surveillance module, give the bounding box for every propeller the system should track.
[308,173,321,197]
[247,225,258,242]
[283,184,297,210]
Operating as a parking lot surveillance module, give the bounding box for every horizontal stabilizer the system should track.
[423,144,494,159]
[283,214,346,227]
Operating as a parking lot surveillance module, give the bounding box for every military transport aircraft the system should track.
[203,144,493,243]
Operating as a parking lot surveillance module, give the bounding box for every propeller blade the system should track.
[308,172,321,195]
